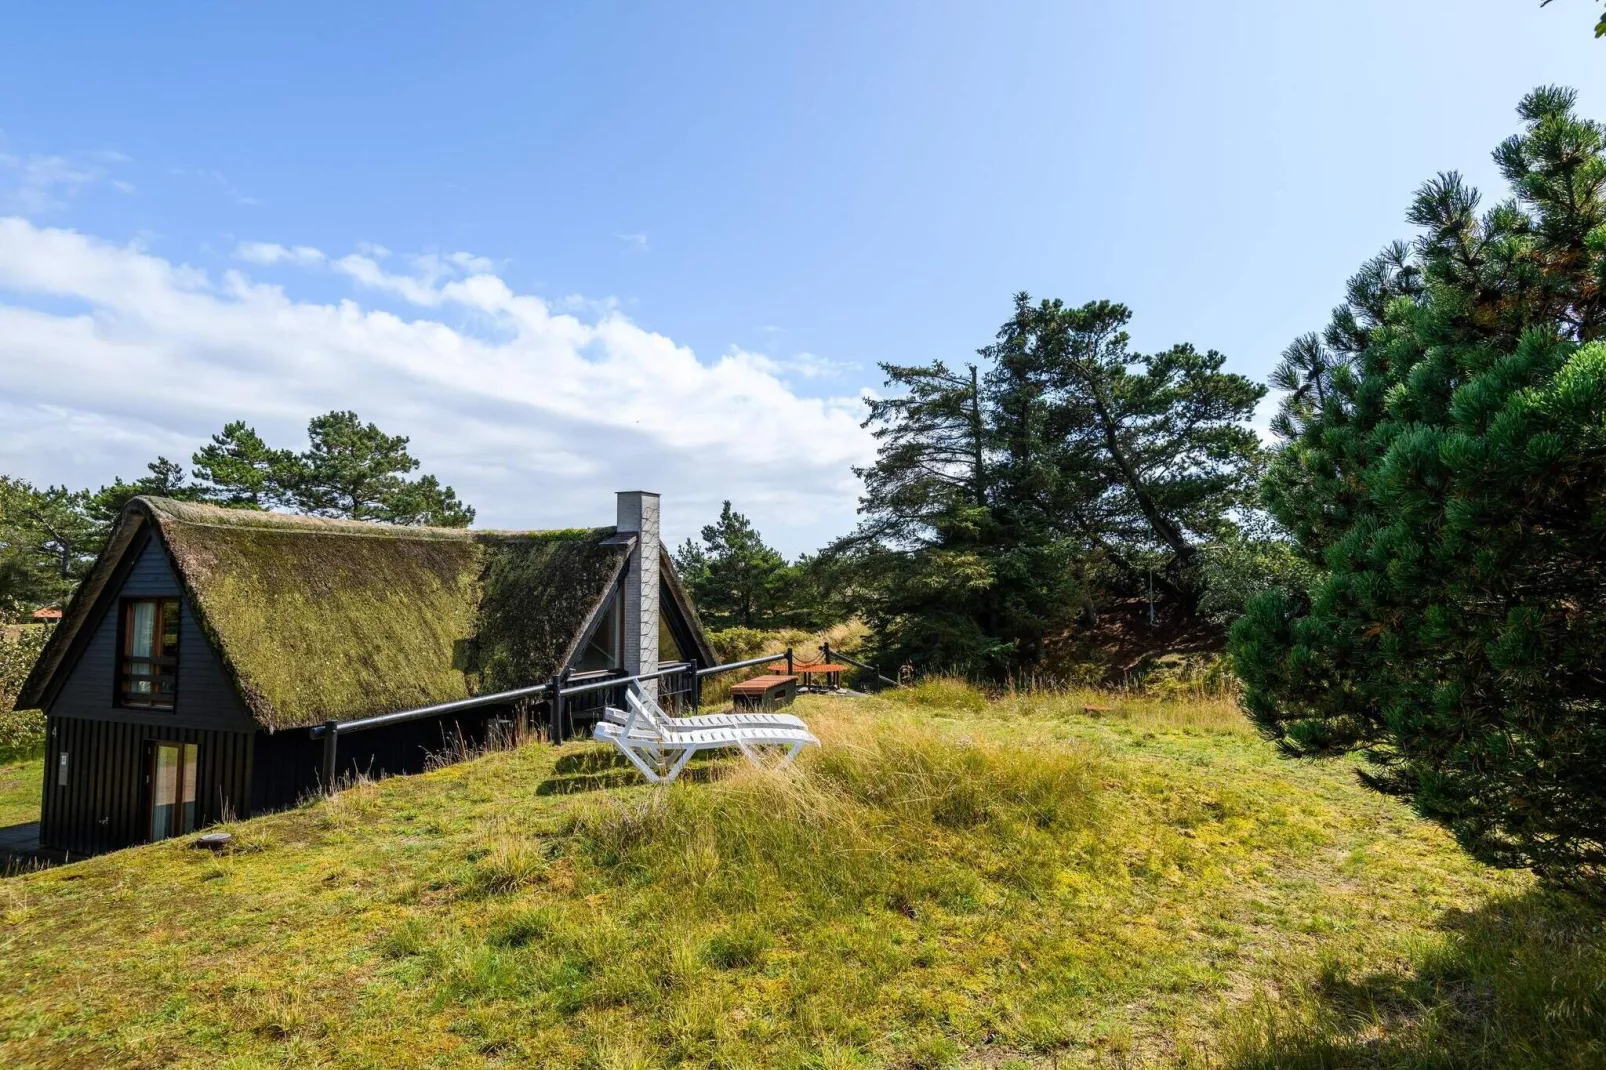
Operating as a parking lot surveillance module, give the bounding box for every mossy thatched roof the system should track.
[20,498,707,732]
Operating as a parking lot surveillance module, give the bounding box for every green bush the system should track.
[1195,523,1315,627]
[0,624,49,715]
[1232,88,1606,891]
[0,707,46,764]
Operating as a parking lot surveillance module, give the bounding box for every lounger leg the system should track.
[733,739,811,771]
[612,739,663,783]
[663,745,698,783]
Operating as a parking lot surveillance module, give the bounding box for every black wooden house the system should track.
[17,490,713,856]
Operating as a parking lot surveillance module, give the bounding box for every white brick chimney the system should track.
[616,491,661,699]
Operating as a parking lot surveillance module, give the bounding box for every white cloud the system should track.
[331,252,449,307]
[779,351,855,380]
[0,218,872,553]
[445,250,496,274]
[233,241,326,266]
[0,151,125,214]
[615,232,649,253]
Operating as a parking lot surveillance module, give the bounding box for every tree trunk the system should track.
[966,363,987,508]
[1083,373,1198,572]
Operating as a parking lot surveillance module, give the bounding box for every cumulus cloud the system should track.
[0,218,871,552]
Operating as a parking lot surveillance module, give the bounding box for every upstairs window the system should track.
[120,598,180,708]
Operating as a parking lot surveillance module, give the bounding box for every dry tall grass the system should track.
[3,686,1599,1068]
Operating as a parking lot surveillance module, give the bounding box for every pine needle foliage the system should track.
[842,298,1264,675]
[1231,87,1606,892]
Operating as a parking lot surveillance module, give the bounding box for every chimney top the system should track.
[616,490,661,535]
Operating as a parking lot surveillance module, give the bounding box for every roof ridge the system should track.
[139,497,614,541]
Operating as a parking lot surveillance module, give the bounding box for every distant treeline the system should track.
[0,411,470,618]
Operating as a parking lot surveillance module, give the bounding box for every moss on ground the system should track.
[0,692,1600,1068]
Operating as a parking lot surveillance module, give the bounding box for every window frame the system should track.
[146,740,198,841]
[573,581,626,674]
[116,596,181,710]
[658,581,700,666]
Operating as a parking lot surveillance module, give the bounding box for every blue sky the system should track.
[2,1,1604,554]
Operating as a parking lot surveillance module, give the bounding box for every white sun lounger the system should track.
[600,686,808,733]
[594,683,819,783]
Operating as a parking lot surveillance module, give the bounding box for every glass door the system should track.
[149,742,198,840]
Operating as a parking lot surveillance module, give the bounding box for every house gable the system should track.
[47,531,256,732]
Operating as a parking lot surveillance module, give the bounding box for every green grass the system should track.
[0,755,41,828]
[0,689,1601,1068]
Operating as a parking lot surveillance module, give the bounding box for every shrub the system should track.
[0,624,49,715]
[1195,524,1315,628]
[1232,88,1606,891]
[0,707,45,764]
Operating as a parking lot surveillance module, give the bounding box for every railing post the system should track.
[785,646,793,675]
[822,640,831,664]
[559,668,573,739]
[547,674,563,744]
[320,721,339,793]
[690,657,702,711]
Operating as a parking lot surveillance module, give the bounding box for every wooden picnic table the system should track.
[790,662,850,690]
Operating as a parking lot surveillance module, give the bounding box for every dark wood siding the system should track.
[48,532,255,732]
[40,717,253,855]
[39,531,258,854]
[251,704,519,812]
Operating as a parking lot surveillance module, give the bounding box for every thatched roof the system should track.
[21,498,711,731]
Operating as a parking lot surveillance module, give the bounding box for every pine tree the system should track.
[844,297,1264,675]
[839,360,1028,672]
[191,421,298,509]
[0,479,100,613]
[984,295,1264,608]
[293,411,473,527]
[673,502,788,628]
[87,457,208,525]
[1231,87,1606,891]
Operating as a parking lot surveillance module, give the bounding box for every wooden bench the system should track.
[730,674,799,712]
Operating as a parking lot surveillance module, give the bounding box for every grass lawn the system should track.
[0,755,41,829]
[1,688,1602,1068]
